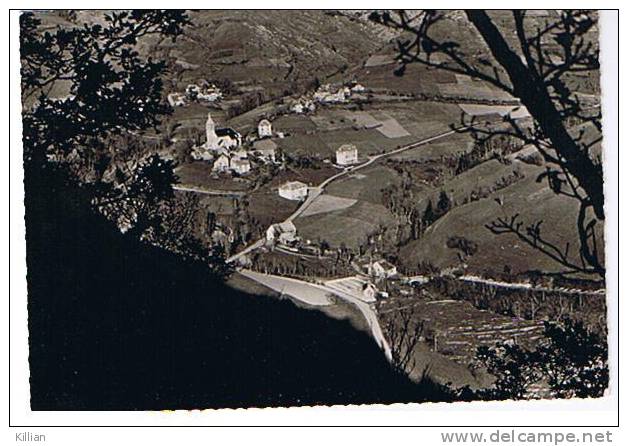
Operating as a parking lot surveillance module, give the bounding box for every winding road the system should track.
[227,126,462,264]
[222,127,465,361]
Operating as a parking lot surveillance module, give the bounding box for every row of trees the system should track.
[427,276,607,335]
[444,134,523,176]
[381,183,453,243]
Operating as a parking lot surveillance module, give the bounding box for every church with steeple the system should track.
[192,112,242,161]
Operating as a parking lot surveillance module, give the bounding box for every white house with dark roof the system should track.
[212,153,231,172]
[278,181,308,201]
[216,128,242,149]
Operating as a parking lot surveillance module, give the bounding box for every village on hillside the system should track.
[116,10,605,392]
[141,31,604,393]
[23,9,608,404]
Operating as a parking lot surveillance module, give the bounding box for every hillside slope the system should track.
[25,168,449,410]
[156,10,389,93]
[399,158,605,277]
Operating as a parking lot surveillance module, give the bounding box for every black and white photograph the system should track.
[7,3,621,438]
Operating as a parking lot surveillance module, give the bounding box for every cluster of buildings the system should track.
[167,82,224,108]
[279,81,367,114]
[286,97,317,114]
[212,150,252,175]
[191,113,280,175]
[313,82,367,105]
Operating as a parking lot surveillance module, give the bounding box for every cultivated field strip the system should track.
[380,298,546,364]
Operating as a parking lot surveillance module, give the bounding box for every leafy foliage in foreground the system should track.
[473,319,608,400]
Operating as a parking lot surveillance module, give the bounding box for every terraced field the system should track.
[379,296,546,364]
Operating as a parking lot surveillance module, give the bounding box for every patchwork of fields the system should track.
[380,296,545,365]
[164,12,602,292]
[273,102,464,160]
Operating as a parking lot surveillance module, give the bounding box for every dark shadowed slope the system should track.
[24,168,451,410]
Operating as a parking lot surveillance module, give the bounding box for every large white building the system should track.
[258,119,272,138]
[336,144,358,165]
[278,181,308,201]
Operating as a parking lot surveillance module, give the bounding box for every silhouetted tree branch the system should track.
[370,10,604,277]
[19,11,230,272]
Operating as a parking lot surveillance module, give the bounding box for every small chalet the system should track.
[362,282,379,302]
